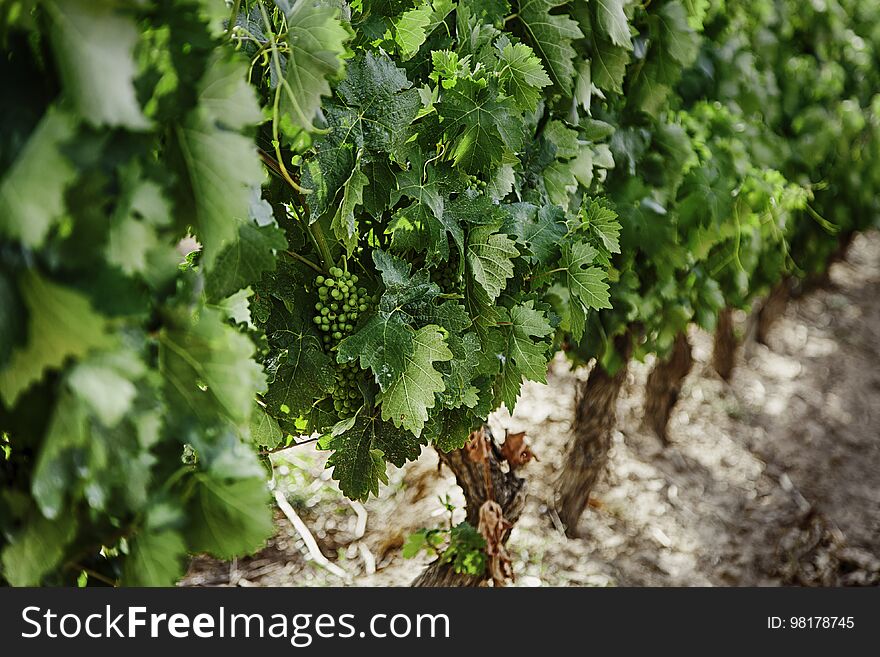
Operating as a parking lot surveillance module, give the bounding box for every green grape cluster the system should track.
[312,267,374,416]
[465,173,487,191]
[431,252,462,291]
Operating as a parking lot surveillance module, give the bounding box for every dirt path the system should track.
[182,232,880,587]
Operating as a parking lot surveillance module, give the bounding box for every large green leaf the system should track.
[160,307,266,426]
[0,272,115,406]
[517,0,584,92]
[46,0,149,129]
[280,1,350,132]
[173,56,263,269]
[186,473,273,559]
[379,325,452,436]
[0,106,77,248]
[326,412,422,500]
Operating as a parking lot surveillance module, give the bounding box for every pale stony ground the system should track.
[182,231,880,587]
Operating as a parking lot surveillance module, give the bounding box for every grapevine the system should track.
[0,0,878,588]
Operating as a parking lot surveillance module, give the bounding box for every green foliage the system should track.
[4,0,878,588]
[0,0,274,587]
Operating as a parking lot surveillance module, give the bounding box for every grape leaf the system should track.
[337,313,414,390]
[440,78,522,174]
[504,203,567,265]
[0,272,115,406]
[493,301,554,409]
[263,300,336,419]
[595,0,633,51]
[205,222,288,302]
[46,0,150,129]
[562,241,612,341]
[326,412,422,500]
[280,1,350,132]
[0,106,77,248]
[331,167,369,257]
[186,473,273,559]
[467,223,519,301]
[160,307,266,426]
[516,0,584,92]
[496,42,553,111]
[173,55,263,269]
[379,325,452,436]
[592,37,630,94]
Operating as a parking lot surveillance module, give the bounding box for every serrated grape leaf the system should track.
[331,167,368,256]
[496,42,552,111]
[174,55,263,269]
[467,223,519,300]
[562,240,612,341]
[280,1,350,133]
[503,203,566,265]
[326,412,422,500]
[394,1,432,60]
[379,325,452,436]
[581,197,621,255]
[304,52,420,217]
[517,0,583,92]
[0,272,115,406]
[249,403,284,448]
[214,287,255,328]
[123,529,187,586]
[0,106,77,248]
[160,307,265,426]
[106,174,175,277]
[439,78,521,174]
[337,313,413,390]
[595,0,633,51]
[205,222,288,302]
[46,0,149,129]
[388,164,463,265]
[592,37,630,94]
[263,299,335,419]
[493,301,554,409]
[0,511,77,586]
[186,473,273,559]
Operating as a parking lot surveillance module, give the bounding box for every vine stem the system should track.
[225,0,242,39]
[284,249,323,273]
[258,435,321,455]
[256,1,336,271]
[525,267,566,282]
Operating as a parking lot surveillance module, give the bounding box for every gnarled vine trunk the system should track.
[642,332,693,445]
[713,306,737,381]
[412,427,526,587]
[555,332,633,538]
[754,277,793,346]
